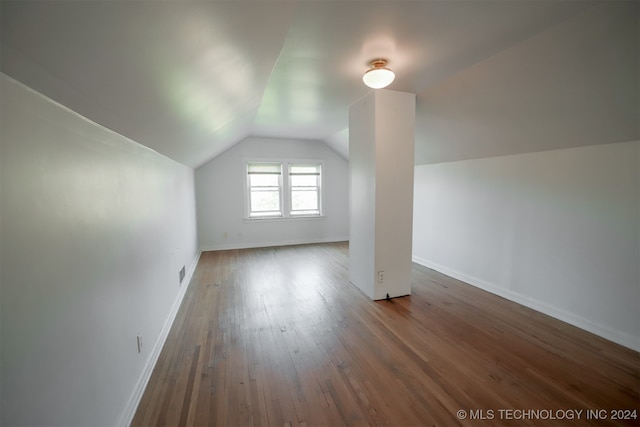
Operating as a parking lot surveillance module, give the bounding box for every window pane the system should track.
[291,175,317,187]
[250,190,280,213]
[250,174,279,187]
[291,190,318,211]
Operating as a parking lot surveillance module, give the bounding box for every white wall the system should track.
[413,141,640,350]
[0,74,200,426]
[349,90,415,300]
[195,137,349,250]
[374,90,415,300]
[349,93,376,298]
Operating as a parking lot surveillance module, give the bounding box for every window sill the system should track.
[244,215,326,223]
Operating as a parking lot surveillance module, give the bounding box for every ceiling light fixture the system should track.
[362,59,395,89]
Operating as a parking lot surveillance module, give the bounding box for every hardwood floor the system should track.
[132,242,639,426]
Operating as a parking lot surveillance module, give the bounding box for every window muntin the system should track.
[247,162,282,218]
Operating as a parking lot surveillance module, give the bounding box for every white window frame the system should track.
[246,162,283,219]
[288,163,322,217]
[245,159,324,221]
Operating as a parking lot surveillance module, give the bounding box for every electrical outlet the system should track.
[378,271,384,283]
[136,335,143,353]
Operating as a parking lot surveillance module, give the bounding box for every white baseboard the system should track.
[412,256,640,352]
[118,251,202,427]
[200,236,349,252]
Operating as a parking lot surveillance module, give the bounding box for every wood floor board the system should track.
[132,242,639,427]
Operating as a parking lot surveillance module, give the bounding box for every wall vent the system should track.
[179,266,186,284]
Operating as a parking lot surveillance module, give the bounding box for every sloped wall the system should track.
[415,1,639,165]
[0,74,199,426]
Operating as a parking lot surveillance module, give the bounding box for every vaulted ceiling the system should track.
[1,1,638,168]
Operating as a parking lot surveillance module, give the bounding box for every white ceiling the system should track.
[1,1,638,168]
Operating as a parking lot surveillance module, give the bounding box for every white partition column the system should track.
[349,89,416,300]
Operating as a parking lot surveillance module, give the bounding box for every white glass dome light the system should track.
[362,59,395,89]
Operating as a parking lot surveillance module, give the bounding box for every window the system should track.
[246,160,322,219]
[289,164,321,216]
[247,162,282,218]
